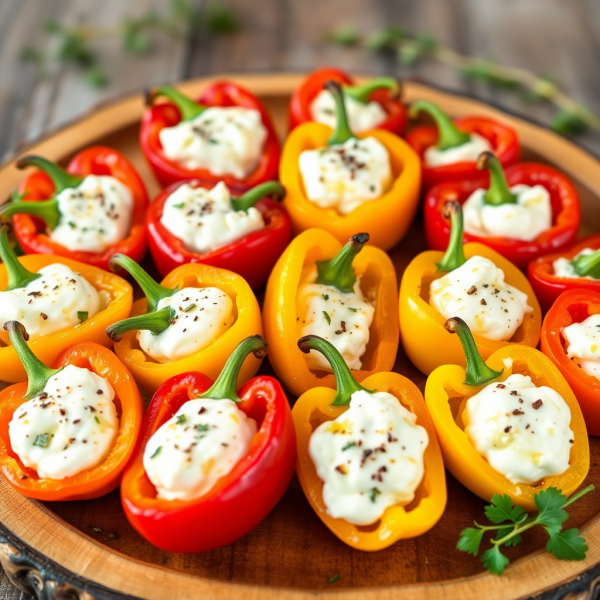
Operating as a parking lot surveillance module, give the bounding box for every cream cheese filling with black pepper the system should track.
[137,287,235,363]
[464,374,574,485]
[309,390,428,525]
[8,364,119,480]
[429,255,532,341]
[0,263,109,340]
[143,398,256,501]
[298,137,392,215]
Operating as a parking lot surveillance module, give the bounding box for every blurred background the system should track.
[1,0,600,161]
[0,0,600,598]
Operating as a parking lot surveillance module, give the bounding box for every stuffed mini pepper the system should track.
[528,235,600,312]
[281,81,420,250]
[146,179,291,287]
[406,101,519,191]
[288,67,407,135]
[1,148,149,271]
[425,317,589,509]
[120,335,296,553]
[0,225,132,383]
[541,289,600,436]
[264,229,399,397]
[107,255,263,395]
[425,152,580,269]
[0,321,143,501]
[292,335,446,550]
[400,201,541,376]
[141,82,280,189]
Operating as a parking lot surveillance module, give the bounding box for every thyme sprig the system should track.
[22,0,239,88]
[329,25,599,136]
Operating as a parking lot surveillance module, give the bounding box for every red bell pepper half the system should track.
[406,100,520,191]
[288,67,408,135]
[424,152,580,269]
[541,289,600,435]
[528,235,600,313]
[2,147,149,271]
[120,335,296,553]
[140,82,281,190]
[146,180,292,287]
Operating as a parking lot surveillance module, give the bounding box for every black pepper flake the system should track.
[532,399,543,410]
[96,389,103,395]
[510,390,518,396]
[570,439,574,444]
[504,426,512,433]
[497,384,506,389]
[467,285,477,295]
[20,475,27,480]
[512,409,524,415]
[198,407,207,414]
[40,313,48,320]
[480,299,487,306]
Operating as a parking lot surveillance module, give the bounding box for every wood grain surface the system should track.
[0,1,600,598]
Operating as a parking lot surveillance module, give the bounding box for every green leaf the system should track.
[21,47,44,63]
[398,40,422,66]
[176,414,186,425]
[204,1,239,34]
[77,311,89,324]
[497,526,522,548]
[57,32,96,67]
[365,26,403,52]
[460,59,518,88]
[546,527,588,561]
[85,67,107,88]
[327,574,340,584]
[535,487,569,528]
[551,109,587,135]
[33,433,50,447]
[457,527,484,556]
[329,25,360,46]
[44,19,62,33]
[481,545,509,576]
[485,494,526,524]
[520,74,556,103]
[123,23,151,55]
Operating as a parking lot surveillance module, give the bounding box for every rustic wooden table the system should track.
[0,0,600,598]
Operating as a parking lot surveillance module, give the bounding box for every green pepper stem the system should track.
[315,233,368,293]
[436,201,467,272]
[297,335,369,406]
[444,317,503,386]
[0,225,41,291]
[410,100,471,151]
[200,335,268,402]
[572,249,600,279]
[0,199,61,231]
[325,80,356,146]
[231,181,286,212]
[477,152,517,206]
[4,321,63,399]
[109,254,175,313]
[16,156,82,194]
[344,77,401,103]
[106,307,175,342]
[146,86,206,121]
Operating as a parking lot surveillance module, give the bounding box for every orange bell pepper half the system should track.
[425,317,589,510]
[0,322,143,501]
[0,225,132,383]
[264,228,399,397]
[541,289,600,436]
[400,201,541,376]
[280,81,420,251]
[292,335,447,551]
[107,255,263,395]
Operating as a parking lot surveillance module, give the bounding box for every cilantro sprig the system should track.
[457,485,594,575]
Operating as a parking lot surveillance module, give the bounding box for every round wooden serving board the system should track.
[1,74,600,600]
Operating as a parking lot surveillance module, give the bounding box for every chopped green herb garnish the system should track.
[348,308,358,312]
[322,294,329,301]
[94,416,100,424]
[369,487,381,503]
[176,414,187,425]
[322,311,331,325]
[183,303,196,313]
[77,311,88,323]
[150,446,162,459]
[172,202,185,209]
[457,484,594,575]
[327,574,340,584]
[33,433,50,447]
[196,423,209,433]
[342,441,357,451]
[68,221,76,229]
